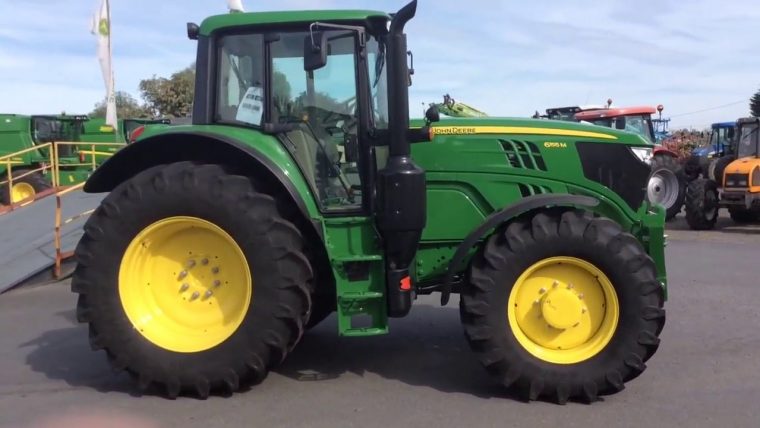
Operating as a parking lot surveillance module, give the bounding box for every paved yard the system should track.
[1,214,759,428]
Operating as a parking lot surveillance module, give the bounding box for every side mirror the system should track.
[304,31,327,71]
[425,104,440,123]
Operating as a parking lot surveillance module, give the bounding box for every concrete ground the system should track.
[1,213,759,428]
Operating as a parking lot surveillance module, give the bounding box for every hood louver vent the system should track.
[499,140,547,171]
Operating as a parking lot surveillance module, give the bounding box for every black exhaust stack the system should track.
[375,0,426,318]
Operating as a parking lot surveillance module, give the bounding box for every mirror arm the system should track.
[309,22,366,47]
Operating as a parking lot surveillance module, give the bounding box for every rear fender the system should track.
[85,131,319,221]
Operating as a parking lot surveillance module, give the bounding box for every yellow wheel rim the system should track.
[507,257,619,364]
[11,182,35,203]
[119,216,252,353]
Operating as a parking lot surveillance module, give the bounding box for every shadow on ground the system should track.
[20,321,137,395]
[276,304,519,401]
[19,303,521,401]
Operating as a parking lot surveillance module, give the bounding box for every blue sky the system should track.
[0,0,758,129]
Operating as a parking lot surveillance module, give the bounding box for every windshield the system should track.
[31,117,83,143]
[587,115,655,143]
[737,124,759,158]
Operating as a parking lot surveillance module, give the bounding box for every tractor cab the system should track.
[31,115,87,144]
[697,122,737,159]
[574,106,657,143]
[724,117,760,191]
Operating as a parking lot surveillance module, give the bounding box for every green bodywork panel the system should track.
[81,118,171,144]
[133,115,667,335]
[199,10,389,36]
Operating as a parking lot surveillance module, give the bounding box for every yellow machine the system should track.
[685,117,760,228]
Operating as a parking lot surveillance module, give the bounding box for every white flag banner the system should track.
[228,0,245,13]
[92,0,117,130]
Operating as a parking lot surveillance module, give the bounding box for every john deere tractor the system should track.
[72,1,666,404]
[685,117,760,229]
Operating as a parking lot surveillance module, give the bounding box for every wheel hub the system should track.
[119,217,252,353]
[507,257,619,364]
[11,182,35,203]
[647,169,680,208]
[541,288,584,330]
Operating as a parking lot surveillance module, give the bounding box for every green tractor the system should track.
[72,1,666,403]
[0,113,94,204]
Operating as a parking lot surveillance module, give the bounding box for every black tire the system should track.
[72,162,313,398]
[684,178,719,230]
[710,156,735,184]
[0,169,52,205]
[649,154,685,221]
[728,207,758,223]
[682,155,702,182]
[460,209,665,404]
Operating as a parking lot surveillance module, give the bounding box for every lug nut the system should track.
[552,280,559,288]
[201,258,209,265]
[578,293,584,300]
[204,290,213,299]
[539,287,547,294]
[186,260,196,268]
[190,291,200,301]
[211,267,220,274]
[567,283,574,289]
[178,270,188,280]
[179,283,189,292]
[582,307,587,314]
[213,280,221,288]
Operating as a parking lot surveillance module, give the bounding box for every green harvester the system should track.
[72,1,667,404]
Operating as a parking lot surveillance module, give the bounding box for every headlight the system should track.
[753,167,760,186]
[630,147,653,165]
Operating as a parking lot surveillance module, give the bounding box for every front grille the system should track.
[724,173,749,188]
[575,142,651,210]
[500,140,547,171]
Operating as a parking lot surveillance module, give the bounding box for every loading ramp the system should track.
[0,190,104,293]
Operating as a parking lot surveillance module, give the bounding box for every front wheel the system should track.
[684,178,719,230]
[460,209,665,404]
[647,154,685,221]
[72,162,313,398]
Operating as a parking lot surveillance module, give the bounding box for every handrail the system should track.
[1,140,123,277]
[52,142,124,278]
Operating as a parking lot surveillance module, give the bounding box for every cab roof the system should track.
[711,121,736,129]
[199,10,390,36]
[574,106,656,121]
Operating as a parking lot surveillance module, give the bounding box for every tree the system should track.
[139,64,195,118]
[90,91,152,119]
[751,88,760,117]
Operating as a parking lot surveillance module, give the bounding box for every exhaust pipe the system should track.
[376,0,426,318]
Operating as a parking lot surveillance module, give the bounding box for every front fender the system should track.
[440,193,599,304]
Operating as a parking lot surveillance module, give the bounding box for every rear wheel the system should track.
[72,162,313,398]
[648,154,685,220]
[460,209,665,404]
[0,170,51,205]
[684,179,719,230]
